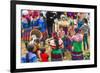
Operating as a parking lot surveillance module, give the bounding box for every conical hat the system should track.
[30,29,42,39]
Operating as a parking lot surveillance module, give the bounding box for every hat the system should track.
[60,14,67,19]
[22,10,29,16]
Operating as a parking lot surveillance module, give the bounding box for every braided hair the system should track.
[52,32,59,49]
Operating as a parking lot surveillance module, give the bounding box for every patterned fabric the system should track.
[21,17,32,41]
[71,33,83,42]
[71,33,83,60]
[72,52,83,60]
[80,23,90,34]
[21,28,31,41]
[51,49,63,61]
[50,37,63,61]
[21,52,38,63]
[50,38,63,49]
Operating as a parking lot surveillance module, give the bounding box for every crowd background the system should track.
[21,10,90,63]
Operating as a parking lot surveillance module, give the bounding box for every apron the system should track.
[72,41,83,60]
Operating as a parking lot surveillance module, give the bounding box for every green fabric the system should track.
[72,41,82,52]
[52,49,63,55]
[70,20,74,26]
[62,36,66,41]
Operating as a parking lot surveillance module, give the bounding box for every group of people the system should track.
[21,10,90,63]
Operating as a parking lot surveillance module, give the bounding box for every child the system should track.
[26,45,38,63]
[71,28,83,60]
[50,32,64,61]
[40,48,49,62]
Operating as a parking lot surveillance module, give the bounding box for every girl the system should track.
[40,48,49,62]
[71,28,84,60]
[26,45,38,63]
[50,32,64,61]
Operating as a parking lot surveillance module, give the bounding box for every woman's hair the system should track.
[41,48,46,53]
[40,13,43,17]
[53,32,59,49]
[26,45,34,62]
[27,45,34,52]
[83,18,88,24]
[54,38,59,49]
